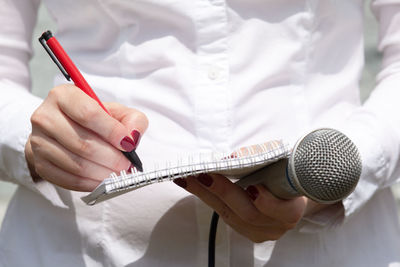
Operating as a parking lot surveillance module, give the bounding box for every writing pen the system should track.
[39,30,143,172]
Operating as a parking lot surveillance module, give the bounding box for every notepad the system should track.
[81,140,290,205]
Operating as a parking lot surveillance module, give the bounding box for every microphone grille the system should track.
[290,128,362,203]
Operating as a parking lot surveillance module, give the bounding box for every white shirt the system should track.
[1,0,400,266]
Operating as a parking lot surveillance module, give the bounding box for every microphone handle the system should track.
[236,158,301,200]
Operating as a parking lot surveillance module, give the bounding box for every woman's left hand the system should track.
[173,173,311,243]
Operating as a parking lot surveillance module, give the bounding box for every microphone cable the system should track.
[208,211,219,267]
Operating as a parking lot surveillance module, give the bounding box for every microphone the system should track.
[239,128,362,204]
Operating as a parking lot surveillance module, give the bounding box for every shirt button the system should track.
[208,67,221,80]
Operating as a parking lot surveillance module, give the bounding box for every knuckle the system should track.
[34,161,47,177]
[78,102,99,123]
[81,107,97,123]
[29,135,42,150]
[71,157,86,176]
[77,139,94,157]
[47,87,60,100]
[47,85,70,100]
[31,109,49,128]
[29,137,47,159]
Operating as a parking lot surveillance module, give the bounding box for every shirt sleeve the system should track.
[0,0,67,208]
[300,1,400,231]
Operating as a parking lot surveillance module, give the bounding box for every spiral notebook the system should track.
[81,140,290,205]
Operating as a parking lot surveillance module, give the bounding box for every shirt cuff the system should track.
[337,108,397,220]
[0,83,68,209]
[297,202,344,233]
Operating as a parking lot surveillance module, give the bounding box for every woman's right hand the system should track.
[24,84,148,192]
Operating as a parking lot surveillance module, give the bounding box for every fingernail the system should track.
[131,130,141,149]
[127,164,134,173]
[173,178,187,188]
[197,173,213,187]
[246,186,259,201]
[120,136,135,152]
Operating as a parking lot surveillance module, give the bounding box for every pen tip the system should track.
[122,150,143,172]
[136,164,144,172]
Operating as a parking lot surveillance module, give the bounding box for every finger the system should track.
[30,131,117,181]
[31,107,131,172]
[181,176,286,242]
[195,173,272,226]
[53,85,137,152]
[25,135,42,182]
[247,184,306,224]
[182,176,250,230]
[33,157,100,192]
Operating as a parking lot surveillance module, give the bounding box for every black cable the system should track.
[208,211,220,267]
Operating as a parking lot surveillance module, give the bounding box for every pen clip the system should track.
[39,33,71,81]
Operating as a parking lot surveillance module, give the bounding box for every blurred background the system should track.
[1,1,400,225]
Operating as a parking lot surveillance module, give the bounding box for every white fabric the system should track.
[1,0,400,266]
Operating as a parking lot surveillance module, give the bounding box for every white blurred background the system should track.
[1,2,400,225]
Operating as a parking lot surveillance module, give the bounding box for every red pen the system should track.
[39,30,143,172]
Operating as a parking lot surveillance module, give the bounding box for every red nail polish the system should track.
[246,186,259,201]
[173,178,187,188]
[120,136,135,152]
[197,174,213,187]
[127,164,134,173]
[131,130,141,149]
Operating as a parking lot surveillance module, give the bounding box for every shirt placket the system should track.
[193,1,232,266]
[194,0,231,153]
